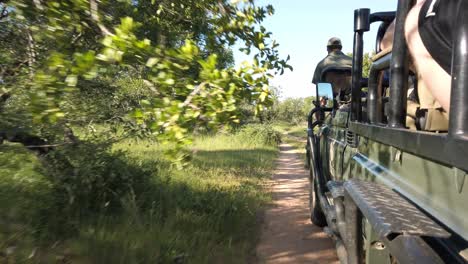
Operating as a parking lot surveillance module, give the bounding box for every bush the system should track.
[42,141,152,235]
[277,97,314,125]
[0,144,54,231]
[237,124,281,146]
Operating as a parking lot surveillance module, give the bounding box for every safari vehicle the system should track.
[306,1,468,264]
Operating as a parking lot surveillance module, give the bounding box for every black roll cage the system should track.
[350,0,468,172]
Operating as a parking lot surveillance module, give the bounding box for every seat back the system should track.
[321,68,352,101]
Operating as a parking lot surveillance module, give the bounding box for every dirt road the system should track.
[256,143,339,264]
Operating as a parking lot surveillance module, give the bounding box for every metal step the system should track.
[344,179,450,240]
[327,180,345,199]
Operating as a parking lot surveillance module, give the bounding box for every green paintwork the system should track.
[346,137,468,241]
[363,218,392,264]
[321,106,468,257]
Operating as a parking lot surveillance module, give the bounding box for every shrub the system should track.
[237,124,281,146]
[42,141,152,234]
[277,98,310,125]
[0,144,54,231]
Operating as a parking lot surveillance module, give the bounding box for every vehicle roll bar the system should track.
[351,10,396,123]
[449,0,468,139]
[351,8,370,122]
[372,11,395,53]
[388,0,412,128]
[351,3,411,127]
[369,11,396,24]
[307,107,333,136]
[368,53,392,124]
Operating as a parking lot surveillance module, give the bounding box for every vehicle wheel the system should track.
[309,169,327,227]
[308,137,327,227]
[309,155,327,227]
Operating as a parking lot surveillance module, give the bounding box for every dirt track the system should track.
[256,143,339,264]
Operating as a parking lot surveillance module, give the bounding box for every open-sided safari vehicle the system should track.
[306,1,468,263]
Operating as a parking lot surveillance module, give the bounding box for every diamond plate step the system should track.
[327,180,344,199]
[344,179,450,239]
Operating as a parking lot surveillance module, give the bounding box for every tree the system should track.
[0,0,291,161]
[346,52,373,78]
[277,98,307,125]
[362,52,374,78]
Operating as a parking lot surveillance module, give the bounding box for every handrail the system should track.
[369,11,395,23]
[351,10,396,122]
[307,107,333,136]
[367,53,392,124]
[351,8,370,122]
[370,12,395,57]
[388,0,412,128]
[448,0,468,139]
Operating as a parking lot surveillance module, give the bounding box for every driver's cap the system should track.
[327,37,342,47]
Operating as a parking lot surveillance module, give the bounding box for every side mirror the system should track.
[316,83,334,108]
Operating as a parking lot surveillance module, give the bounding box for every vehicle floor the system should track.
[255,143,339,264]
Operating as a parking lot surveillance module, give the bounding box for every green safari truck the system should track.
[306,1,468,263]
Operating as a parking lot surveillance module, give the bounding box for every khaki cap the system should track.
[327,37,342,47]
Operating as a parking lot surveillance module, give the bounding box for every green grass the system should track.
[0,144,55,262]
[273,121,307,154]
[0,130,278,263]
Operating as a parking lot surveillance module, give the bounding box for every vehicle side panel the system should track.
[343,137,468,241]
[320,110,349,181]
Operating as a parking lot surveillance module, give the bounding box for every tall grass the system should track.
[0,125,279,263]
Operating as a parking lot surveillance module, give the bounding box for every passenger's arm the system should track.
[381,20,395,51]
[405,0,451,112]
[380,1,451,113]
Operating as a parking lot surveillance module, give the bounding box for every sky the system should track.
[233,0,397,99]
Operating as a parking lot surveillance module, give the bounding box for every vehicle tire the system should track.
[310,178,327,227]
[308,137,327,227]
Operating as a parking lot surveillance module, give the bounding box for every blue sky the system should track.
[233,1,396,98]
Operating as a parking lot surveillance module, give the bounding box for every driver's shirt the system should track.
[312,51,352,84]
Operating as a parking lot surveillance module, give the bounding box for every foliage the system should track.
[237,85,281,125]
[362,52,374,78]
[237,123,282,146]
[276,97,315,125]
[0,144,54,231]
[43,141,150,222]
[0,0,291,162]
[347,52,374,78]
[257,86,281,123]
[0,1,289,261]
[0,132,277,263]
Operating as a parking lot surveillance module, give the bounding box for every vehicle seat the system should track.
[384,77,448,131]
[372,47,392,62]
[321,68,352,102]
[416,81,449,131]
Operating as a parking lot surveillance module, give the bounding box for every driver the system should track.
[312,37,353,100]
[312,37,352,85]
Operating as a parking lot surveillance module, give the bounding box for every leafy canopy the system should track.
[0,0,291,161]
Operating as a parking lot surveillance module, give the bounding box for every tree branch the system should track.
[26,29,36,79]
[182,82,206,109]
[32,0,44,10]
[89,0,114,36]
[1,132,51,154]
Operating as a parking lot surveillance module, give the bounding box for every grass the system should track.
[273,121,307,154]
[0,129,278,263]
[0,144,55,262]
